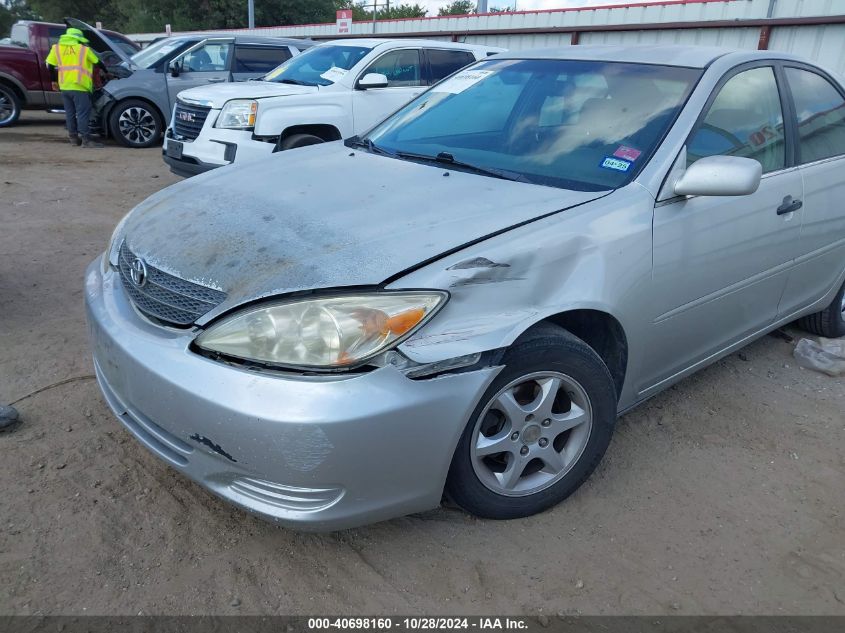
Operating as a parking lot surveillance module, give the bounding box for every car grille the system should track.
[118,241,226,326]
[172,101,211,140]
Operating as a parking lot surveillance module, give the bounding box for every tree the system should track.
[438,0,475,16]
[1,0,41,38]
[337,0,426,21]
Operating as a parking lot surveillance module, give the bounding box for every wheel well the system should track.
[0,78,24,103]
[280,124,342,142]
[541,310,628,400]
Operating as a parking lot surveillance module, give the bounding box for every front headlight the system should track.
[195,291,447,370]
[215,99,258,130]
[103,211,132,272]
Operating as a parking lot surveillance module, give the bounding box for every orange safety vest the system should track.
[52,44,94,90]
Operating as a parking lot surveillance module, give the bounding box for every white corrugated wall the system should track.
[128,0,845,74]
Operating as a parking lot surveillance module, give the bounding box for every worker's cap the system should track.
[64,28,89,44]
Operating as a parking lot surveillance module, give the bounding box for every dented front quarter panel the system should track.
[393,185,656,411]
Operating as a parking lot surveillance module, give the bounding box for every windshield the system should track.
[365,58,701,191]
[130,38,191,68]
[264,43,371,86]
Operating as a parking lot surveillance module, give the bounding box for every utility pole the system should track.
[370,0,389,33]
[248,0,255,29]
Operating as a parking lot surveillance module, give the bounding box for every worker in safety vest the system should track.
[45,28,104,148]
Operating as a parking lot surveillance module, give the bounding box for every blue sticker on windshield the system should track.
[600,156,632,172]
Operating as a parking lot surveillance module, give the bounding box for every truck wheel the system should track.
[0,84,21,128]
[445,323,617,520]
[798,276,845,338]
[276,133,324,151]
[109,99,163,148]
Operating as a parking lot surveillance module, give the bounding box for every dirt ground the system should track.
[1,111,843,617]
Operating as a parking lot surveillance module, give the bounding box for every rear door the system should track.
[643,63,803,391]
[776,64,845,316]
[351,47,426,133]
[166,39,233,110]
[232,44,293,82]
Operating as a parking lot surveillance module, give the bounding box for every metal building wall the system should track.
[128,0,845,74]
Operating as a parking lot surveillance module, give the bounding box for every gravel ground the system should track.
[1,112,843,616]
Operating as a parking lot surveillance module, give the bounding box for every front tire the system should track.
[446,324,618,520]
[798,276,845,338]
[108,99,163,148]
[0,83,22,128]
[276,133,324,151]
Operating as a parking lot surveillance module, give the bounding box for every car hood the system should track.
[121,143,605,324]
[178,81,319,109]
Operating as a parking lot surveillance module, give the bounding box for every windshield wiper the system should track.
[277,78,315,86]
[344,136,397,157]
[395,151,529,183]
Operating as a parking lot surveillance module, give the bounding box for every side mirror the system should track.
[357,72,388,90]
[169,60,181,77]
[674,155,762,197]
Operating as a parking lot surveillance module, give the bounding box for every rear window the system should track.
[428,49,475,84]
[235,46,292,73]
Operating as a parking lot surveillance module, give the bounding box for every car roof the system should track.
[169,33,312,46]
[495,45,806,69]
[321,38,505,52]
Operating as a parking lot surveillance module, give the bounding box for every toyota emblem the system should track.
[130,257,148,287]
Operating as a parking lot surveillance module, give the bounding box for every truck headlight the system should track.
[195,291,447,370]
[216,99,258,130]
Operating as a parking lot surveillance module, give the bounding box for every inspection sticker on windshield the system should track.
[432,69,494,94]
[320,66,348,82]
[600,156,632,172]
[613,145,642,161]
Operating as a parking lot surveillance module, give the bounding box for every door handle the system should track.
[206,78,226,83]
[776,195,803,215]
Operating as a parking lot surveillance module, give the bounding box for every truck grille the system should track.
[118,241,226,326]
[172,101,211,140]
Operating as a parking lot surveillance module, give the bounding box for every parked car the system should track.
[86,46,845,531]
[0,18,138,127]
[162,38,503,177]
[95,34,313,148]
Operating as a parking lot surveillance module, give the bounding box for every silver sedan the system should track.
[85,45,845,530]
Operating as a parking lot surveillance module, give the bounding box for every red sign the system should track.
[336,9,353,34]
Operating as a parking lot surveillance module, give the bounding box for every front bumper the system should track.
[163,112,275,177]
[84,258,498,531]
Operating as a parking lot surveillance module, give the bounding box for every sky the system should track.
[416,0,662,14]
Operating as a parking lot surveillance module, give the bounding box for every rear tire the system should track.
[108,99,163,148]
[276,133,324,151]
[798,277,845,338]
[446,323,617,520]
[0,83,22,128]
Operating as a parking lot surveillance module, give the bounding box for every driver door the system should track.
[351,48,427,134]
[640,64,803,394]
[166,39,233,110]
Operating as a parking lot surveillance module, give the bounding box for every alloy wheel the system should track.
[118,106,157,144]
[470,371,593,497]
[0,90,16,125]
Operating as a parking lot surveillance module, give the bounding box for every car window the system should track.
[688,66,785,174]
[234,46,291,73]
[366,59,700,192]
[363,49,423,87]
[427,49,475,84]
[785,67,845,164]
[182,42,230,72]
[10,24,29,47]
[47,27,64,47]
[131,38,191,69]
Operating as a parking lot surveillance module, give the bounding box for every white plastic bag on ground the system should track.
[793,337,845,376]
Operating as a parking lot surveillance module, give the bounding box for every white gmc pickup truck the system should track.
[162,38,503,176]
